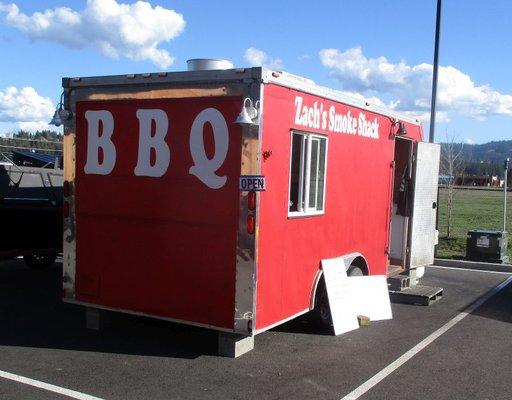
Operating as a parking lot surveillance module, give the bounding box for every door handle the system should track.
[432,202,437,209]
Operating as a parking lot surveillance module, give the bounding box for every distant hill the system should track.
[439,140,512,177]
[440,140,512,164]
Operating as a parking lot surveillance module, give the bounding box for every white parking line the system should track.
[430,265,512,275]
[340,275,512,400]
[0,370,104,400]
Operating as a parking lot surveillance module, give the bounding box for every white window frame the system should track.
[288,131,328,217]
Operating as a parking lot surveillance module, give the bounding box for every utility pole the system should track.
[431,0,442,259]
[429,0,442,143]
[504,158,509,232]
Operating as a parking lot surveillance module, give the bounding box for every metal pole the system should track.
[429,0,442,143]
[504,158,509,232]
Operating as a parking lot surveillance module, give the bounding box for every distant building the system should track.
[439,173,501,187]
[454,174,498,187]
[438,174,453,185]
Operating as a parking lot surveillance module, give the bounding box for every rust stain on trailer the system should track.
[86,87,243,101]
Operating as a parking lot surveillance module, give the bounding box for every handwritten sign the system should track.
[322,258,393,336]
[321,257,359,335]
[346,275,392,321]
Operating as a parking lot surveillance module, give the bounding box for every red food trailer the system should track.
[60,60,440,356]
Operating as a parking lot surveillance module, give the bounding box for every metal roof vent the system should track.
[187,58,234,71]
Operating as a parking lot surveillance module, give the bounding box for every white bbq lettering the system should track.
[189,108,229,189]
[83,107,230,189]
[134,109,170,177]
[84,110,116,175]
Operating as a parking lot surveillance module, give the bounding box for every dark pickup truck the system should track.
[0,163,62,268]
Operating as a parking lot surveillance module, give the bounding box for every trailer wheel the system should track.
[311,279,332,328]
[347,265,364,276]
[23,253,56,270]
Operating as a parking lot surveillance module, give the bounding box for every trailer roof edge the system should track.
[62,67,421,125]
[260,68,421,125]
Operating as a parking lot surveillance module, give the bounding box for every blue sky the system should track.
[0,0,511,144]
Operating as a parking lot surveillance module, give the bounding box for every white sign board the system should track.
[346,275,392,321]
[321,258,359,335]
[322,258,393,336]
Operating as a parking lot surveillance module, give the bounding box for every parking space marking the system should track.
[340,275,512,400]
[0,370,104,400]
[430,265,512,275]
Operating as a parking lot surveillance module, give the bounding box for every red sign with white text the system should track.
[74,96,242,329]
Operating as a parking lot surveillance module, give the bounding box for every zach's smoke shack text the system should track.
[294,96,380,139]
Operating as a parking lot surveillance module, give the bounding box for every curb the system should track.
[434,258,512,273]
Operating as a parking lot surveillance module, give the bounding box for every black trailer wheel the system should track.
[23,253,57,270]
[311,279,332,328]
[311,264,366,328]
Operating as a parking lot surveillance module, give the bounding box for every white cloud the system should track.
[0,0,186,69]
[319,46,512,121]
[0,86,55,131]
[464,138,475,145]
[244,47,284,70]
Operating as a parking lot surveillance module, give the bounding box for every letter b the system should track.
[135,109,170,177]
[84,110,116,175]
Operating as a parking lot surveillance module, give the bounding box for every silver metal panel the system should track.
[62,87,76,299]
[233,82,261,335]
[408,142,440,268]
[187,59,234,71]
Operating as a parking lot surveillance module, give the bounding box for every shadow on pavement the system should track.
[465,279,512,324]
[0,259,218,359]
[270,315,333,336]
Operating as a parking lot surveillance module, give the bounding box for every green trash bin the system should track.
[466,230,508,263]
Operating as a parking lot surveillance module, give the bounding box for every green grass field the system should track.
[437,187,512,259]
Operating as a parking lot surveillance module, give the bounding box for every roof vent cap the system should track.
[187,58,234,71]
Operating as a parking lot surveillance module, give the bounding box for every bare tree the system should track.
[440,135,466,238]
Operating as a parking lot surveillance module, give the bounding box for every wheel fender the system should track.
[309,252,369,310]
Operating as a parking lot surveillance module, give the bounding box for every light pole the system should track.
[431,0,442,259]
[429,0,442,143]
[504,158,509,233]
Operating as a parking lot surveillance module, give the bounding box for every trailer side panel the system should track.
[256,84,422,330]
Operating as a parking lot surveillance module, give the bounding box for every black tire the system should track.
[347,265,364,276]
[23,253,57,270]
[311,279,332,328]
[311,264,365,328]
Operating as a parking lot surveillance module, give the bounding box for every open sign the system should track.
[240,175,266,191]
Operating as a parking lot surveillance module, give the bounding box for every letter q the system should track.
[189,108,229,189]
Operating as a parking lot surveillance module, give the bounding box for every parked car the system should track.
[0,163,62,269]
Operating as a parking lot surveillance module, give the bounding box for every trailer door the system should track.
[408,142,440,268]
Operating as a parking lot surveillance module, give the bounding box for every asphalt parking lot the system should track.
[1,260,511,400]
